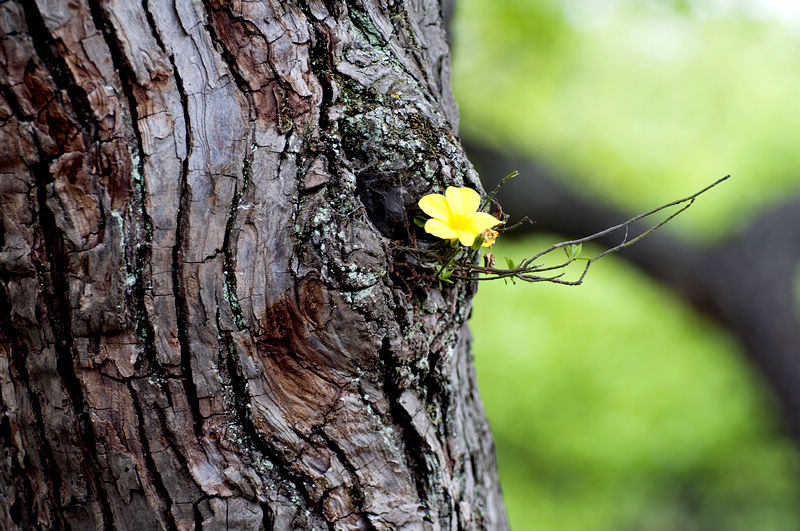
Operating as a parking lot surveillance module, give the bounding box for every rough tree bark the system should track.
[0,0,507,529]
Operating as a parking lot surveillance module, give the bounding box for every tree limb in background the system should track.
[465,137,800,442]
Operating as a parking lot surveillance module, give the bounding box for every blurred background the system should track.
[449,0,800,529]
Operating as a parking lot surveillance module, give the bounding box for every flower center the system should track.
[449,213,471,232]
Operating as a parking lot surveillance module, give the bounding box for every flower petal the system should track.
[458,230,477,247]
[444,186,480,217]
[424,219,458,240]
[418,193,451,221]
[466,211,501,234]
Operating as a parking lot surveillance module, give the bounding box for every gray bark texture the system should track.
[0,0,507,529]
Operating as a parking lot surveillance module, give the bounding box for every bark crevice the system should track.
[128,381,179,531]
[200,3,257,333]
[167,55,205,438]
[0,292,63,528]
[377,335,434,512]
[20,0,97,137]
[31,148,115,529]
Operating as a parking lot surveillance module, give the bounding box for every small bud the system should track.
[480,228,498,247]
[471,232,485,251]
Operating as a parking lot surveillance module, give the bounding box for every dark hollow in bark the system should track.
[0,1,507,528]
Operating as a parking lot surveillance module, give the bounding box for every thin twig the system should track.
[480,170,519,211]
[522,175,728,265]
[501,215,534,233]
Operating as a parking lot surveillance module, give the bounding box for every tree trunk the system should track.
[0,0,507,529]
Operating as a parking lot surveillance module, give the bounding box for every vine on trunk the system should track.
[407,174,730,288]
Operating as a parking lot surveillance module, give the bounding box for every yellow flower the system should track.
[418,186,501,247]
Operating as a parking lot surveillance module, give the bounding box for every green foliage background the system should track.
[454,1,800,529]
[453,0,800,240]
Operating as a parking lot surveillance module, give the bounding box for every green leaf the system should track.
[413,215,427,228]
[564,243,582,260]
[438,270,454,288]
[505,257,515,270]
